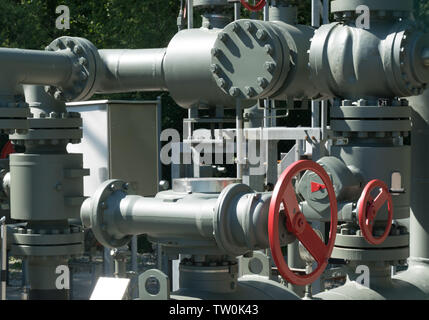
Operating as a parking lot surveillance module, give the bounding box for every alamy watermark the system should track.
[160,128,276,176]
[355,264,370,288]
[356,5,370,30]
[55,265,70,290]
[56,5,70,30]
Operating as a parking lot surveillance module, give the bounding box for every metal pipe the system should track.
[81,180,291,256]
[234,2,241,21]
[321,100,328,141]
[1,216,6,300]
[311,0,320,27]
[115,196,218,238]
[95,49,167,93]
[131,236,138,274]
[311,0,321,149]
[236,100,243,179]
[393,90,429,297]
[322,0,329,24]
[263,2,269,21]
[0,49,72,97]
[187,0,194,29]
[407,91,429,260]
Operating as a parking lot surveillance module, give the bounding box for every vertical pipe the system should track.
[236,99,243,179]
[103,247,113,276]
[321,100,328,141]
[1,217,6,300]
[322,0,330,24]
[311,0,321,160]
[187,0,194,29]
[131,236,138,273]
[311,0,320,27]
[407,91,429,259]
[114,258,127,278]
[263,2,269,21]
[295,139,302,161]
[157,96,162,188]
[234,2,241,21]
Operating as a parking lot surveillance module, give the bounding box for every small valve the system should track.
[358,180,393,245]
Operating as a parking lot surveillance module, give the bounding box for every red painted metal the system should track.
[268,160,338,286]
[0,141,15,159]
[240,0,266,12]
[358,180,393,245]
[311,181,326,193]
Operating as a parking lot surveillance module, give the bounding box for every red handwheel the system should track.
[268,160,338,286]
[358,180,393,245]
[240,0,266,12]
[0,141,15,159]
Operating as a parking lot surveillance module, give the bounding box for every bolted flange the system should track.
[44,36,99,102]
[211,19,288,100]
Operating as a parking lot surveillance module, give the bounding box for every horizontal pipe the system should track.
[96,49,167,93]
[0,49,72,96]
[81,180,290,254]
[115,195,217,239]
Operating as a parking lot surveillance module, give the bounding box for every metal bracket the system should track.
[138,269,170,300]
[239,251,271,278]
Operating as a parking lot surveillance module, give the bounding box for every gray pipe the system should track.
[96,49,167,93]
[115,195,218,239]
[81,180,292,256]
[392,90,429,297]
[407,90,429,260]
[0,49,72,98]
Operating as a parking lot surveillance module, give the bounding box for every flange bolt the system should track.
[265,62,276,73]
[211,48,221,57]
[245,86,255,97]
[244,21,254,32]
[210,64,220,74]
[256,29,267,41]
[217,78,227,89]
[229,87,240,97]
[257,77,268,89]
[264,44,273,55]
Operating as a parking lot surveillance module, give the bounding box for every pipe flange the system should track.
[214,183,253,256]
[44,37,99,102]
[10,128,82,145]
[211,19,288,100]
[81,179,133,249]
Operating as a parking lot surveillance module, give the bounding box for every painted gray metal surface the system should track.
[309,20,429,100]
[170,259,299,300]
[392,89,429,296]
[81,179,292,256]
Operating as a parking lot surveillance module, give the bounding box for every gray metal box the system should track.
[67,100,160,197]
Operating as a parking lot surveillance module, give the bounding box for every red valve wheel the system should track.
[0,141,15,159]
[268,160,338,286]
[358,180,393,245]
[240,0,267,12]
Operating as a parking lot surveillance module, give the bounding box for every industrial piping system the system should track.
[0,0,429,300]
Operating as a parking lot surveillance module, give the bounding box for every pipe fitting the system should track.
[81,179,293,255]
[309,21,429,100]
[44,36,101,102]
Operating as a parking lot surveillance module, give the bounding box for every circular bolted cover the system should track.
[210,19,289,100]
